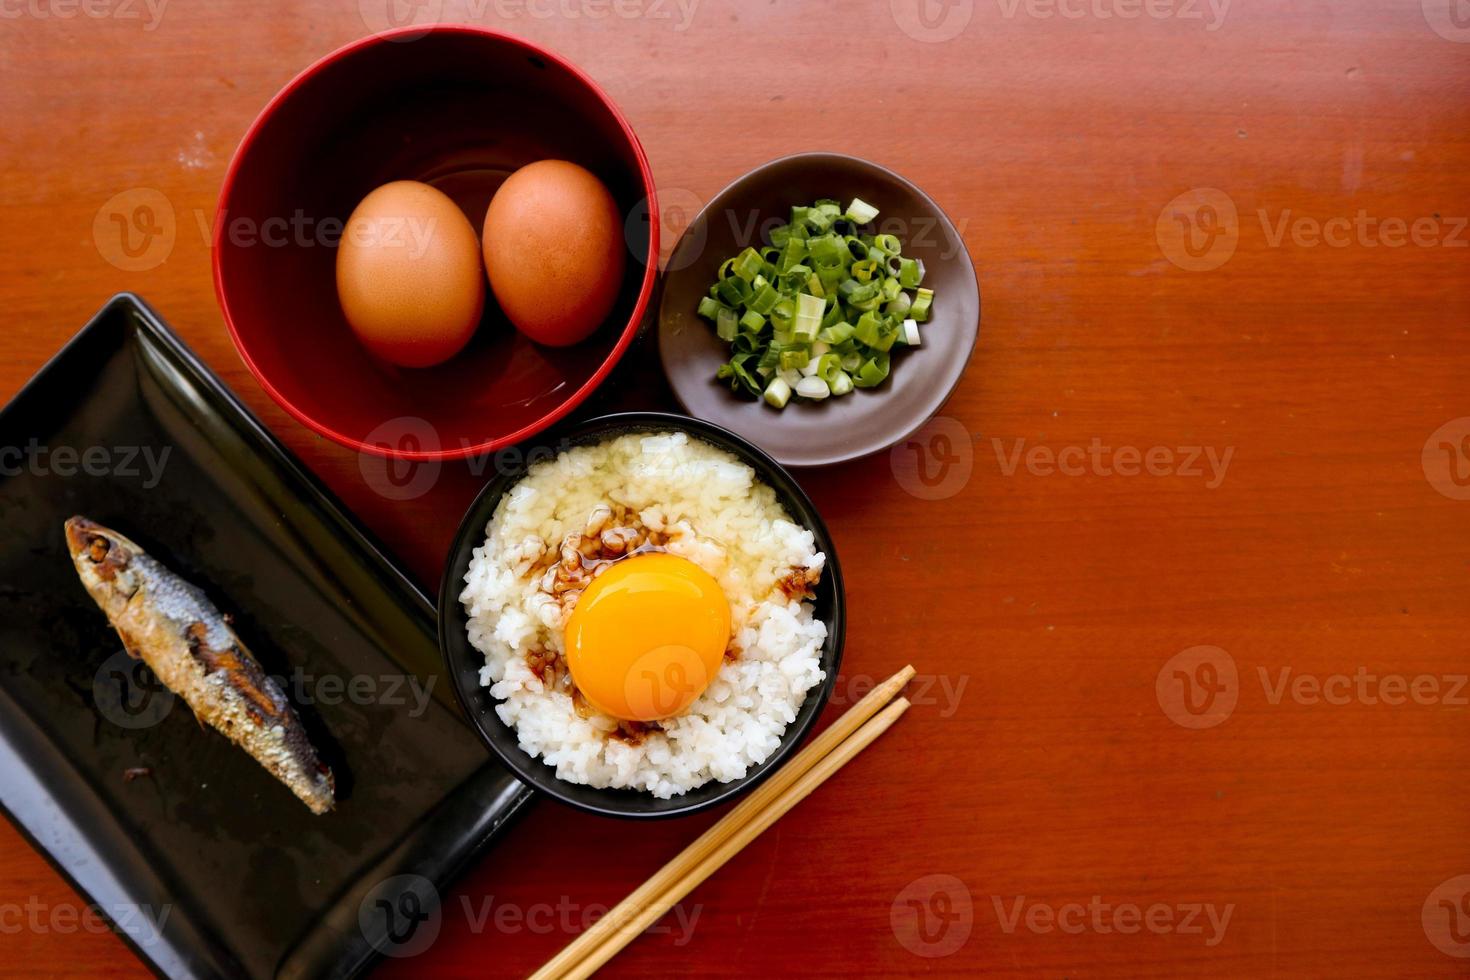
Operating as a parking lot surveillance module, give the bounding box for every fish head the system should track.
[64,516,144,615]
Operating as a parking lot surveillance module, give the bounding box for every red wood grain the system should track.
[2,0,1468,976]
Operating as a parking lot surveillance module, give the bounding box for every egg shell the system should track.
[481,160,626,347]
[335,180,484,368]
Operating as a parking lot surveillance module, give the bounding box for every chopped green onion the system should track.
[778,238,808,272]
[739,310,767,333]
[818,320,855,344]
[795,376,830,400]
[696,197,935,407]
[872,318,900,353]
[842,280,881,305]
[911,287,935,322]
[807,235,844,266]
[716,277,750,307]
[845,198,880,224]
[847,287,882,312]
[792,205,833,234]
[816,263,846,292]
[716,307,739,342]
[770,298,796,332]
[780,264,811,291]
[820,297,844,329]
[792,292,824,342]
[899,257,924,289]
[779,347,810,372]
[697,296,725,321]
[802,341,830,377]
[853,354,891,388]
[874,233,902,256]
[749,281,780,315]
[884,290,912,319]
[738,360,764,395]
[816,352,843,385]
[732,247,764,281]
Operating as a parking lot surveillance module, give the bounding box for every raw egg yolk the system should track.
[564,553,731,722]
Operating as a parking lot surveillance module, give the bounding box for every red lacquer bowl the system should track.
[213,25,658,460]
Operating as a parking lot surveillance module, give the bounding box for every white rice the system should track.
[459,431,827,798]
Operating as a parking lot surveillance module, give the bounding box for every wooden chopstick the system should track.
[531,664,913,979]
[556,697,911,980]
[531,665,915,980]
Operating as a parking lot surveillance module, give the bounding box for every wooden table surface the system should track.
[3,0,1468,976]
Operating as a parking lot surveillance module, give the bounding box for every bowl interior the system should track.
[658,152,980,467]
[437,413,845,818]
[216,28,655,457]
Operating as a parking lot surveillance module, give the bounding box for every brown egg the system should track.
[481,160,626,347]
[335,180,484,368]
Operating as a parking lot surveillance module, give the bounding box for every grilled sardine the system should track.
[64,516,335,815]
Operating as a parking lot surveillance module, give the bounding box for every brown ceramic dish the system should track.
[657,152,980,467]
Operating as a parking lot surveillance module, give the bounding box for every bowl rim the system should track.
[436,411,847,819]
[656,149,981,468]
[211,24,660,461]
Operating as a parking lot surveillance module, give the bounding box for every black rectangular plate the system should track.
[0,294,533,979]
